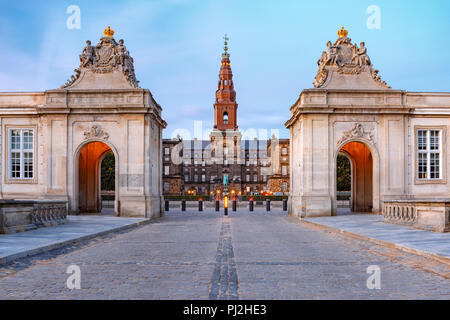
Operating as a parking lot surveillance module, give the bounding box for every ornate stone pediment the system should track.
[61,26,140,89]
[313,27,390,89]
[337,123,375,146]
[83,125,109,140]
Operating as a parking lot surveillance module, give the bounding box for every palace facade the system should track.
[162,39,290,196]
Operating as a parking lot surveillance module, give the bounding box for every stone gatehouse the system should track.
[0,27,166,218]
[286,27,450,232]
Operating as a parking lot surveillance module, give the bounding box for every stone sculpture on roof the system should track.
[62,26,139,89]
[313,27,390,89]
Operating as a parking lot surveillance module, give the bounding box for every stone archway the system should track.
[336,141,373,213]
[77,141,117,214]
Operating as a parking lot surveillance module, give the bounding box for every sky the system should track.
[1,0,449,139]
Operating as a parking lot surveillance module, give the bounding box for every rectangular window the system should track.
[185,175,189,182]
[253,175,258,182]
[282,182,287,191]
[164,166,170,176]
[282,147,287,155]
[282,165,287,176]
[202,175,206,182]
[9,129,34,180]
[164,182,170,191]
[263,175,267,182]
[164,147,170,155]
[246,174,250,182]
[417,129,442,180]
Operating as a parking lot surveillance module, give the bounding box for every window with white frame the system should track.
[282,165,287,176]
[9,128,34,180]
[202,174,206,182]
[164,182,170,191]
[164,166,170,176]
[417,129,442,180]
[164,147,170,155]
[282,182,288,191]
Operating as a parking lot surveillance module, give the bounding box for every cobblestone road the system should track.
[0,209,448,299]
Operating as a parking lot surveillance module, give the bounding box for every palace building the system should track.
[286,27,450,232]
[0,27,166,218]
[163,38,290,196]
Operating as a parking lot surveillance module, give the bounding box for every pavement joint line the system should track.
[208,217,239,300]
[299,218,450,267]
[0,218,151,265]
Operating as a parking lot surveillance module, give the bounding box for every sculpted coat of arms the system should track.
[62,26,139,88]
[313,27,390,89]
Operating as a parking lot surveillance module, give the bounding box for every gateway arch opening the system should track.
[77,141,117,215]
[336,141,373,214]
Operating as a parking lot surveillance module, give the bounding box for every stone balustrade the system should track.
[383,200,450,232]
[32,201,68,227]
[0,200,68,234]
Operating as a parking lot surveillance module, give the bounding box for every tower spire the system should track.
[214,35,238,131]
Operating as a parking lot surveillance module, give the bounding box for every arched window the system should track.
[223,112,229,124]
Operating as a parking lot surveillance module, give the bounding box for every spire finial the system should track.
[222,34,230,58]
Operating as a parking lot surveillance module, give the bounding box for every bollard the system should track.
[266,199,271,211]
[249,197,254,212]
[165,199,169,212]
[283,199,288,211]
[224,196,229,216]
[232,198,237,212]
[215,198,220,212]
[181,199,186,211]
[198,198,203,212]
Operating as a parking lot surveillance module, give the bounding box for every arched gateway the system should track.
[286,28,450,233]
[0,27,166,218]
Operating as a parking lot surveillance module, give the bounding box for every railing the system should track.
[382,203,417,225]
[32,201,68,227]
[382,199,449,232]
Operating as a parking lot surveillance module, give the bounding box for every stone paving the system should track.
[303,214,450,259]
[0,216,149,264]
[0,209,448,300]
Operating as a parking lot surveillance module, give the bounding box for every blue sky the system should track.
[1,0,449,138]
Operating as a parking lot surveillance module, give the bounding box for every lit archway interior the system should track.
[78,141,113,213]
[338,141,373,213]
